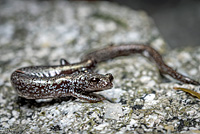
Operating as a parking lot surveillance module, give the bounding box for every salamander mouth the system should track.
[85,83,113,93]
[91,81,113,92]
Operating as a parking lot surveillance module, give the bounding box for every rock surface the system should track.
[0,1,200,133]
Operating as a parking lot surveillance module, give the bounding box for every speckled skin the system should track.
[11,59,113,102]
[11,44,200,103]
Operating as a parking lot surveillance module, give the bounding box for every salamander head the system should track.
[73,73,114,92]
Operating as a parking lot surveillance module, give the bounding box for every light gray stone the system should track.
[0,0,200,133]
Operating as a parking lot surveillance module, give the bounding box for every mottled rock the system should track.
[0,0,199,133]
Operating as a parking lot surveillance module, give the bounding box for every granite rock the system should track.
[0,1,200,133]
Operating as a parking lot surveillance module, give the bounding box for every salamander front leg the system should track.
[70,90,105,103]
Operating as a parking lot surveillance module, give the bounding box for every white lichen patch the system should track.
[104,103,123,120]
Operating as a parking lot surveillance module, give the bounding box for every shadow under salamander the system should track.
[16,94,113,108]
[16,96,76,108]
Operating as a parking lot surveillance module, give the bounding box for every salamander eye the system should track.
[90,77,100,83]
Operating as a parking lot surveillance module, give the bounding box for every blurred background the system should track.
[1,0,200,48]
[112,0,200,48]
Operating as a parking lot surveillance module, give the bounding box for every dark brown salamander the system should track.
[10,44,200,103]
[11,59,113,102]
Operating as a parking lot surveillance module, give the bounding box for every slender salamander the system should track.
[10,44,200,102]
[82,44,200,85]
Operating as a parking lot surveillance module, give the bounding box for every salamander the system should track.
[10,44,200,103]
[11,59,113,102]
[81,44,200,85]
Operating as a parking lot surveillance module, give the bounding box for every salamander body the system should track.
[10,44,200,102]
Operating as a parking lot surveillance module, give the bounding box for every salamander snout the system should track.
[106,73,114,82]
[83,73,114,92]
